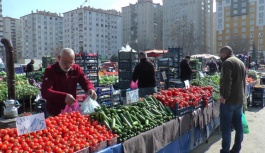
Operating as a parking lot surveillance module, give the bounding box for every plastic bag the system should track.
[130,80,138,90]
[61,101,80,114]
[80,96,100,114]
[242,113,249,134]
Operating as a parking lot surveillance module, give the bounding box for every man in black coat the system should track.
[26,59,35,77]
[180,56,192,83]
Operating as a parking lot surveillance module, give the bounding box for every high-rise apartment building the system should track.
[20,10,63,59]
[216,0,265,55]
[3,17,22,62]
[122,0,163,51]
[0,0,4,61]
[163,0,214,55]
[63,6,122,59]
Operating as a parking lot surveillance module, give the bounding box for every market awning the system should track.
[145,50,168,57]
[191,54,220,59]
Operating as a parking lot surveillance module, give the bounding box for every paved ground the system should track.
[191,106,265,153]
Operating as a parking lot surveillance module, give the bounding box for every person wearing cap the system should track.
[219,46,246,153]
[180,56,192,84]
[41,48,97,116]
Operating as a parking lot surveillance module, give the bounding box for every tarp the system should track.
[191,54,220,59]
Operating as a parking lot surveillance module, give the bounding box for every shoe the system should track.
[230,150,239,153]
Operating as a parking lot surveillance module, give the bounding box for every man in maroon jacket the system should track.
[41,48,97,116]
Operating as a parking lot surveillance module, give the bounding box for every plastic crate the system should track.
[195,101,205,109]
[107,137,118,146]
[252,91,264,99]
[119,71,132,79]
[96,87,112,97]
[173,103,195,116]
[89,140,107,153]
[119,62,137,70]
[252,98,265,108]
[119,80,130,89]
[74,147,89,153]
[119,52,137,60]
[253,87,265,92]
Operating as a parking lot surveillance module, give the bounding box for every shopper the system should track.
[41,48,97,116]
[25,59,35,77]
[180,56,192,83]
[132,52,157,97]
[219,46,246,153]
[208,59,218,75]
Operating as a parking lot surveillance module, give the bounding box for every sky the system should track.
[2,0,163,18]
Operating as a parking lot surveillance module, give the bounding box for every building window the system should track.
[260,19,264,24]
[259,33,263,37]
[226,11,230,16]
[218,19,222,23]
[250,27,254,31]
[259,6,264,10]
[242,15,246,19]
[250,33,254,38]
[233,10,238,15]
[259,13,264,18]
[218,7,222,11]
[226,18,230,22]
[218,36,222,40]
[226,23,230,28]
[218,42,222,46]
[233,22,238,27]
[218,25,222,28]
[233,4,238,9]
[250,14,255,18]
[226,30,230,34]
[242,34,246,38]
[226,0,230,4]
[226,35,230,40]
[242,21,246,26]
[250,7,255,12]
[242,28,246,32]
[242,2,247,7]
[259,26,264,30]
[250,20,255,25]
[218,13,222,17]
[241,9,246,14]
[234,29,238,33]
[260,0,264,4]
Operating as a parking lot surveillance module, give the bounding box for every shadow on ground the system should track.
[247,106,264,113]
[190,129,222,153]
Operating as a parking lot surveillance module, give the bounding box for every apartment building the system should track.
[216,0,265,56]
[0,0,4,61]
[163,0,214,55]
[122,0,163,51]
[63,6,122,59]
[20,10,63,59]
[3,17,22,62]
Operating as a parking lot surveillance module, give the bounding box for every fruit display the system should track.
[0,112,117,153]
[99,75,118,85]
[154,86,213,109]
[91,96,175,142]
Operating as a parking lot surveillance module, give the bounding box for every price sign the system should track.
[161,71,167,80]
[126,89,139,104]
[15,113,46,136]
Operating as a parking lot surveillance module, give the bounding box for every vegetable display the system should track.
[91,96,175,142]
[0,112,117,153]
[154,86,213,109]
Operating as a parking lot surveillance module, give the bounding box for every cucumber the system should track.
[120,114,132,128]
[145,119,149,126]
[125,111,134,124]
[136,114,146,123]
[111,118,116,129]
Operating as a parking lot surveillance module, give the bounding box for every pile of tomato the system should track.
[154,86,213,109]
[0,112,117,153]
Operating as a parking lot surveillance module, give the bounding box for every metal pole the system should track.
[1,38,16,99]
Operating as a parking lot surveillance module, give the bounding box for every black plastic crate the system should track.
[119,71,132,79]
[158,59,173,67]
[119,80,130,89]
[252,98,265,108]
[119,62,137,70]
[195,101,205,109]
[119,52,137,60]
[84,55,98,60]
[252,91,264,99]
[173,103,195,116]
[97,96,112,103]
[253,87,265,92]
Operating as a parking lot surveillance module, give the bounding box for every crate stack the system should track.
[118,50,138,97]
[157,48,183,89]
[96,86,113,107]
[252,87,265,108]
[75,53,99,87]
[190,59,201,80]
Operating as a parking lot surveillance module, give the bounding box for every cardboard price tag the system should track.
[126,89,139,104]
[15,113,47,136]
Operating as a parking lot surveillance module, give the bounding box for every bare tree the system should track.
[169,17,200,55]
[228,34,250,54]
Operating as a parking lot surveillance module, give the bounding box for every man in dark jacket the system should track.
[132,52,157,97]
[25,59,35,77]
[180,56,192,83]
[219,46,246,153]
[208,60,218,74]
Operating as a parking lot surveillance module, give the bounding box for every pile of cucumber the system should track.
[91,96,175,142]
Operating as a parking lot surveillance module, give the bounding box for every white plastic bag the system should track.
[80,96,100,114]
